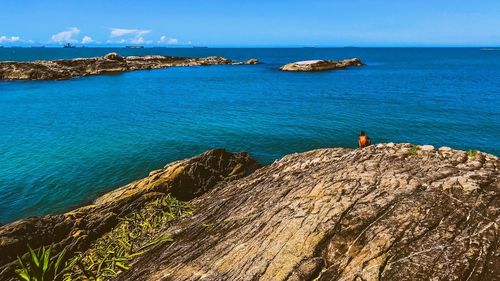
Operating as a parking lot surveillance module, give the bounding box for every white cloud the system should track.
[110,28,150,38]
[0,35,21,43]
[51,27,80,43]
[81,35,94,44]
[158,35,178,44]
[109,28,152,44]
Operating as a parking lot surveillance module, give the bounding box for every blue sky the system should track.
[1,0,499,47]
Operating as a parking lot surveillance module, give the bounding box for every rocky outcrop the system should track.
[1,144,498,280]
[280,58,364,72]
[0,53,261,81]
[115,144,498,281]
[233,58,261,65]
[0,149,261,279]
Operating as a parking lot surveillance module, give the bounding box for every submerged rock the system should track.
[232,58,261,65]
[280,58,364,71]
[0,53,259,81]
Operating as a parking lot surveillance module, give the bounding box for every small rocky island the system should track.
[0,144,498,280]
[0,53,260,81]
[280,58,364,72]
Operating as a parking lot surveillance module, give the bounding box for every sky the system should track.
[0,0,499,47]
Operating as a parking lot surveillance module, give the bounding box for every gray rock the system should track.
[280,58,364,72]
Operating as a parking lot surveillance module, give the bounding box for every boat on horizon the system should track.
[126,45,144,49]
[63,43,76,48]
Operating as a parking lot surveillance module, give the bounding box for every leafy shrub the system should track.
[16,245,74,281]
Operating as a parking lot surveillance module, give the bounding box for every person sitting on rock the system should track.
[358,131,372,148]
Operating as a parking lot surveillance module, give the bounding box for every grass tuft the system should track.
[466,150,478,158]
[406,145,421,156]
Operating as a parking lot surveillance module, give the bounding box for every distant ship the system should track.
[63,43,76,48]
[303,46,316,49]
[126,46,144,49]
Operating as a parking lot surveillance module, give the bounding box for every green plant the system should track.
[16,245,74,281]
[466,150,478,158]
[66,194,193,280]
[406,145,420,156]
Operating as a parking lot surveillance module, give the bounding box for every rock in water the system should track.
[244,58,260,64]
[280,58,364,71]
[0,54,258,81]
[103,52,124,61]
[115,144,499,281]
[230,58,262,65]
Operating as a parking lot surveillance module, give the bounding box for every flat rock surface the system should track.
[0,53,260,81]
[280,58,364,72]
[115,144,499,281]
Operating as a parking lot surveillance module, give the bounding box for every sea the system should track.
[0,47,499,223]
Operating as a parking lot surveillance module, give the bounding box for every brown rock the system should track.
[0,54,258,81]
[103,52,124,61]
[114,144,499,281]
[0,149,261,279]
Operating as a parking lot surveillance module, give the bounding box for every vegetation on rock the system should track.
[16,195,193,281]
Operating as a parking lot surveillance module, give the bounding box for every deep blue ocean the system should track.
[0,48,499,223]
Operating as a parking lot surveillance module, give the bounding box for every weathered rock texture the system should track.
[0,149,260,279]
[115,144,499,281]
[0,53,261,81]
[280,58,364,72]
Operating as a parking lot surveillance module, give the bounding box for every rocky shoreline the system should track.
[0,144,498,280]
[0,53,260,81]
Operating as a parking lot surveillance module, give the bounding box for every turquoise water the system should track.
[0,48,499,223]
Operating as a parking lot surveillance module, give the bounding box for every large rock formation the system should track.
[0,53,261,81]
[280,58,364,72]
[0,144,498,280]
[0,149,260,279]
[116,144,498,281]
